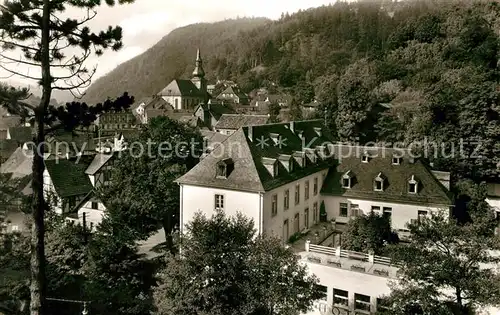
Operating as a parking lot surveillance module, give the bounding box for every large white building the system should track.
[176,120,453,241]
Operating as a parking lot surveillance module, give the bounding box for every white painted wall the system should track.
[263,169,329,241]
[43,169,63,213]
[76,200,106,230]
[161,96,202,110]
[302,261,392,315]
[180,184,261,234]
[323,196,450,231]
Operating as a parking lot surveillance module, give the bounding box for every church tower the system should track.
[191,48,207,98]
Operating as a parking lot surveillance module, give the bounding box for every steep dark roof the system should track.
[176,120,335,192]
[8,127,32,143]
[214,114,269,130]
[158,79,205,97]
[217,86,249,100]
[85,153,113,175]
[44,158,93,198]
[195,103,236,120]
[321,145,453,206]
[0,139,19,161]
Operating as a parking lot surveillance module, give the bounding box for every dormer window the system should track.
[314,127,322,137]
[374,172,386,191]
[342,170,354,189]
[362,151,370,163]
[293,151,305,168]
[278,154,294,172]
[296,130,304,139]
[408,175,419,194]
[216,158,234,179]
[305,148,317,164]
[392,155,403,165]
[262,157,279,177]
[315,146,329,160]
[270,133,280,145]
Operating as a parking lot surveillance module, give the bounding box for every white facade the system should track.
[263,170,329,241]
[300,243,395,315]
[323,196,450,231]
[180,184,262,234]
[180,169,329,240]
[70,199,106,230]
[161,96,201,111]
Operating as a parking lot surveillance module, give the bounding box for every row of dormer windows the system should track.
[342,171,420,194]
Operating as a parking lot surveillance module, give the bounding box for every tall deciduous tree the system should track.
[154,210,323,315]
[0,1,134,314]
[342,211,398,255]
[336,59,378,142]
[100,116,203,253]
[386,212,500,314]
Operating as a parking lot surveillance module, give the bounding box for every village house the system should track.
[213,114,269,136]
[157,49,209,110]
[176,120,453,241]
[43,156,95,214]
[216,86,250,105]
[96,110,138,131]
[192,101,236,131]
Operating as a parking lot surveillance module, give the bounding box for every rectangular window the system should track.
[313,202,318,223]
[304,208,309,229]
[313,177,318,195]
[375,180,383,191]
[371,206,380,212]
[315,284,327,301]
[383,207,392,223]
[272,194,278,217]
[409,182,417,193]
[215,194,224,210]
[340,203,348,217]
[333,288,349,307]
[418,210,428,222]
[351,204,360,217]
[217,164,226,177]
[305,180,310,200]
[377,298,390,312]
[91,202,98,210]
[284,190,290,210]
[354,293,371,312]
[295,183,300,205]
[342,178,350,188]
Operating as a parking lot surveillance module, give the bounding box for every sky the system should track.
[1,0,336,88]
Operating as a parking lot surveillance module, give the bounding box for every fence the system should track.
[305,241,393,267]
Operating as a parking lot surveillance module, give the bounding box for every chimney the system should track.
[290,121,295,133]
[248,126,253,142]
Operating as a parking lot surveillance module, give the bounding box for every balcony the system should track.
[289,221,345,252]
[300,241,399,279]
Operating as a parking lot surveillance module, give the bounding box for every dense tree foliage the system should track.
[386,212,500,315]
[82,0,500,181]
[154,210,323,315]
[342,211,398,255]
[1,210,156,315]
[100,116,203,252]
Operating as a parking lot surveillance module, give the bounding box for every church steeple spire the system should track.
[192,48,205,78]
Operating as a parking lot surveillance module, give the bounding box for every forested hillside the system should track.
[81,18,269,104]
[84,0,500,181]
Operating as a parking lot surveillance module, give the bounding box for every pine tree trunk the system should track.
[30,112,46,315]
[30,0,51,314]
[163,213,174,255]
